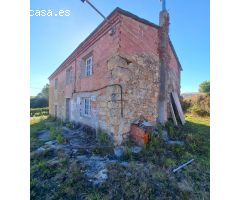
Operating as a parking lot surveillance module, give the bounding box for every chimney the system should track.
[158,0,170,124]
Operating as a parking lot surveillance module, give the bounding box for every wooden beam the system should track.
[170,100,178,126]
[171,92,186,125]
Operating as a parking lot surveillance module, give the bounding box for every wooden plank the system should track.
[170,101,178,126]
[171,92,186,125]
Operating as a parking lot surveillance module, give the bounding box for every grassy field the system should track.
[30,114,209,199]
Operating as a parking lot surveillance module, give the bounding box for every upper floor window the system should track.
[54,78,58,90]
[85,56,93,76]
[66,67,73,85]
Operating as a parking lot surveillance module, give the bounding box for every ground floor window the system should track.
[84,98,91,116]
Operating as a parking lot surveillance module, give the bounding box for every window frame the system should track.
[54,78,58,90]
[66,66,73,85]
[85,56,93,77]
[83,98,91,116]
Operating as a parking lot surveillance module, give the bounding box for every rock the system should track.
[114,146,124,158]
[131,146,142,154]
[47,157,60,166]
[45,140,57,146]
[142,121,152,127]
[162,130,169,142]
[38,130,50,141]
[120,161,129,168]
[35,147,46,154]
[94,169,108,185]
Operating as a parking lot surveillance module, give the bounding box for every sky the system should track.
[30,0,209,96]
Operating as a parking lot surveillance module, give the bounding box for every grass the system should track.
[30,114,210,199]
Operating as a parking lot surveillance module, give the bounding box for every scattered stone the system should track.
[126,172,132,177]
[162,129,184,146]
[45,140,57,146]
[131,146,142,154]
[120,161,129,168]
[114,146,124,158]
[35,147,46,154]
[38,130,50,141]
[47,157,60,166]
[94,169,108,185]
[162,130,169,142]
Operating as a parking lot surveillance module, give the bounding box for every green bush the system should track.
[56,134,64,144]
[97,131,111,145]
[49,127,66,144]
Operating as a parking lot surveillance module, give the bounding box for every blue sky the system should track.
[30,0,209,96]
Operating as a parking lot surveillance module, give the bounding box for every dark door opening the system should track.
[55,105,57,118]
[66,98,71,121]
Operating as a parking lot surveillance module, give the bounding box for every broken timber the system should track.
[170,100,178,126]
[171,92,186,125]
[173,159,194,173]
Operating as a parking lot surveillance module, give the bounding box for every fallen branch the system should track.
[173,159,194,173]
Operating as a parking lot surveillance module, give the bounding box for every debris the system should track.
[131,146,142,154]
[120,161,129,168]
[130,117,153,145]
[162,129,169,142]
[45,140,57,146]
[114,146,124,158]
[38,130,50,141]
[162,129,184,146]
[167,140,184,146]
[170,101,178,126]
[173,159,194,173]
[171,92,186,125]
[35,147,46,154]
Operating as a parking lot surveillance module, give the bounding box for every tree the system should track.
[30,84,49,108]
[199,80,210,94]
[37,84,49,99]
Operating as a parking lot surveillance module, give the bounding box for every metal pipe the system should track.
[73,84,123,117]
[173,159,194,173]
[161,0,166,11]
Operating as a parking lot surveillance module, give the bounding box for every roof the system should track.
[49,7,182,79]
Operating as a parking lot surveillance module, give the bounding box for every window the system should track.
[54,78,58,90]
[85,56,93,76]
[84,98,91,116]
[66,67,73,85]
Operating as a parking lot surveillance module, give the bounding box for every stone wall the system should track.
[49,10,182,145]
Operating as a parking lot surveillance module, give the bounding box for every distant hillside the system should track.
[181,92,202,98]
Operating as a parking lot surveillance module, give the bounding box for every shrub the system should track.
[97,131,111,145]
[182,94,210,117]
[56,134,64,144]
[199,80,210,94]
[49,127,66,144]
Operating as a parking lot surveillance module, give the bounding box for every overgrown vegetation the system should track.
[182,93,210,117]
[31,114,209,199]
[30,84,49,108]
[199,80,210,94]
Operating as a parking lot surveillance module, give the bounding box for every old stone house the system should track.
[49,7,182,145]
